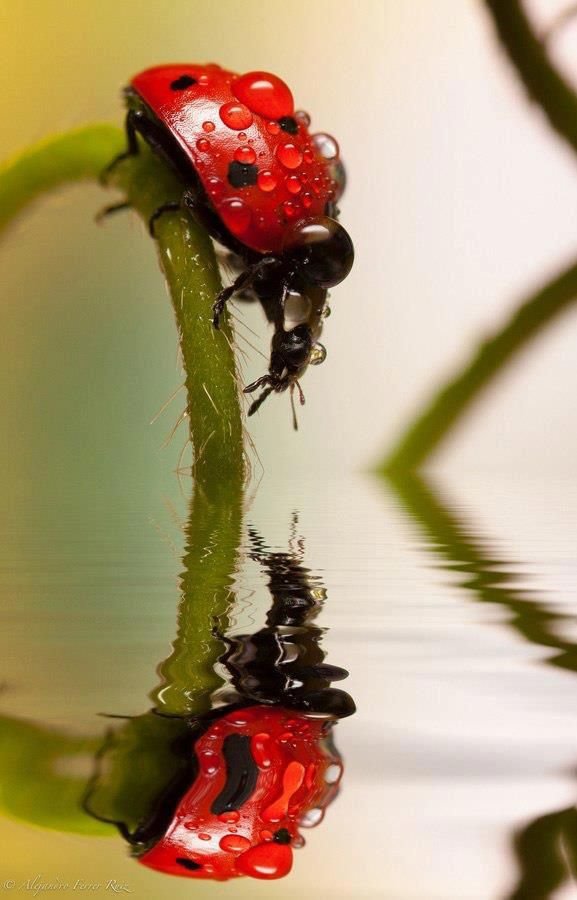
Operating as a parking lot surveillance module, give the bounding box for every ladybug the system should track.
[105,63,354,417]
[137,705,344,881]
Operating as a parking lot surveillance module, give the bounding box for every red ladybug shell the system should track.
[138,705,343,881]
[130,64,341,254]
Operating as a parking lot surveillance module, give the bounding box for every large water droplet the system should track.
[257,170,277,192]
[219,102,253,130]
[232,71,294,119]
[220,198,252,235]
[312,132,340,160]
[309,343,327,366]
[276,142,303,170]
[234,146,257,165]
[295,110,311,127]
[285,175,302,195]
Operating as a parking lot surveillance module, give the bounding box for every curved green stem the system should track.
[380,258,577,472]
[484,0,577,158]
[0,125,245,487]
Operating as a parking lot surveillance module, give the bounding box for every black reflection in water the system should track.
[387,472,577,900]
[84,507,354,882]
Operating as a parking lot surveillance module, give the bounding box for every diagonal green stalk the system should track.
[0,124,245,487]
[380,258,577,472]
[379,0,577,473]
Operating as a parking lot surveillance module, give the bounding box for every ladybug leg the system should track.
[148,201,182,237]
[100,109,143,182]
[211,257,281,330]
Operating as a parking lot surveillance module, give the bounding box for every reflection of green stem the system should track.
[0,125,245,486]
[0,716,112,835]
[150,481,244,717]
[380,259,577,472]
[385,470,577,673]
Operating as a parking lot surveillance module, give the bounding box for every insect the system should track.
[105,64,354,419]
[137,705,344,881]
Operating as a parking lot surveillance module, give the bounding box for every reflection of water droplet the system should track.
[295,110,311,127]
[309,343,327,366]
[218,810,240,824]
[257,170,277,192]
[312,133,340,160]
[234,146,257,165]
[219,198,252,235]
[219,101,253,130]
[324,762,342,784]
[299,807,323,828]
[252,732,274,768]
[277,142,303,170]
[219,834,251,853]
[199,750,219,775]
[285,175,302,195]
[202,121,215,133]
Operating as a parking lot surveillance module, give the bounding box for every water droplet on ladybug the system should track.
[302,192,313,209]
[311,176,323,196]
[260,830,273,842]
[285,175,302,195]
[220,198,252,235]
[303,148,314,164]
[238,131,247,141]
[282,201,300,220]
[219,102,253,130]
[312,132,340,160]
[202,121,215,133]
[207,176,223,197]
[309,341,328,366]
[257,171,277,192]
[299,807,323,828]
[235,146,257,165]
[233,71,294,119]
[196,138,210,152]
[198,832,211,841]
[219,834,251,854]
[198,73,209,85]
[267,120,281,135]
[291,834,306,848]
[295,110,311,127]
[183,820,197,831]
[322,304,332,318]
[277,142,303,170]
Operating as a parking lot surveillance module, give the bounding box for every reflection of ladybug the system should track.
[107,64,354,416]
[138,705,343,880]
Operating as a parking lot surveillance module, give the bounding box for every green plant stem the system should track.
[379,1,577,474]
[380,258,577,473]
[0,125,245,487]
[484,0,577,158]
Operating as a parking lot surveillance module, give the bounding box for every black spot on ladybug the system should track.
[227,161,259,188]
[170,75,197,90]
[176,858,203,870]
[278,116,298,135]
[273,828,292,844]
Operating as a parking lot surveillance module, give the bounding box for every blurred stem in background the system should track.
[381,0,577,473]
[0,124,245,487]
